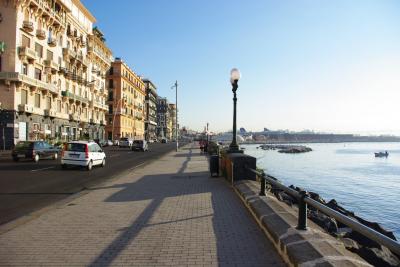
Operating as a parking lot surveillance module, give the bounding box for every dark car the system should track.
[12,141,59,162]
[132,140,148,152]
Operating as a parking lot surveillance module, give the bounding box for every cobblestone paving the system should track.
[0,145,285,266]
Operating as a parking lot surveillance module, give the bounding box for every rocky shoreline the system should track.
[264,175,400,267]
[258,144,313,153]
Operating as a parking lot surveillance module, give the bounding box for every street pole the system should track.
[228,68,241,153]
[175,80,178,152]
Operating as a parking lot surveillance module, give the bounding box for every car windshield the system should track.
[120,138,128,141]
[66,143,87,152]
[134,140,143,144]
[15,141,32,149]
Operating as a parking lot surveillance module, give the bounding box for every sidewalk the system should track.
[0,144,285,267]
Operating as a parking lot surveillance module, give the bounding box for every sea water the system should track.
[242,142,400,239]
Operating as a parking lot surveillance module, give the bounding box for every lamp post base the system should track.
[227,145,243,154]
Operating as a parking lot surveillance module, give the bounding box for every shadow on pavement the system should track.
[88,148,279,266]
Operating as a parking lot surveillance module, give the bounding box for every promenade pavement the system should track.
[0,144,285,267]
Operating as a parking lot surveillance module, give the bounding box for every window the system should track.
[57,100,61,112]
[109,79,113,88]
[21,64,28,75]
[34,68,42,80]
[21,89,28,105]
[35,43,43,58]
[109,105,113,114]
[21,35,30,47]
[46,96,51,109]
[34,93,40,108]
[65,103,69,114]
[46,50,53,61]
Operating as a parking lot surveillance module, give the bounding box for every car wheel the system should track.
[61,164,67,169]
[87,160,93,171]
[101,158,106,167]
[12,157,19,162]
[53,153,58,160]
[34,154,40,163]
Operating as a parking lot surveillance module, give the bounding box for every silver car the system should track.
[119,138,133,148]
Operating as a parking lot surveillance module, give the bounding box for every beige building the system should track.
[105,58,145,140]
[0,0,112,148]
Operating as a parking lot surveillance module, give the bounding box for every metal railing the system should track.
[247,167,400,255]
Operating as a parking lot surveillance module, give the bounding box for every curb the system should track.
[233,180,371,267]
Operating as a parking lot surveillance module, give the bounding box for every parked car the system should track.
[132,140,148,152]
[113,140,120,146]
[161,138,168,143]
[119,138,133,148]
[106,140,113,146]
[61,141,106,171]
[12,141,59,162]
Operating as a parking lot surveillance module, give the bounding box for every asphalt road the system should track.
[0,142,181,226]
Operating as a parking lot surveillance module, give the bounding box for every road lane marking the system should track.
[31,166,55,172]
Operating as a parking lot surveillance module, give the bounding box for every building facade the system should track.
[143,78,157,141]
[0,0,111,149]
[156,97,169,139]
[105,58,145,140]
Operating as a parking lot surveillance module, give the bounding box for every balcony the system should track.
[22,21,34,32]
[69,113,79,121]
[36,29,46,40]
[18,46,36,62]
[62,48,76,59]
[29,0,67,28]
[44,109,57,117]
[18,104,34,113]
[48,37,57,47]
[0,72,59,95]
[44,60,59,73]
[62,91,89,104]
[91,100,108,110]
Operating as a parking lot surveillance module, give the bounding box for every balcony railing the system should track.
[48,38,57,47]
[18,46,36,61]
[22,21,34,32]
[62,91,88,104]
[62,48,77,58]
[30,0,67,28]
[69,113,79,121]
[44,60,59,72]
[0,72,59,95]
[64,72,88,86]
[36,29,46,40]
[44,109,57,117]
[18,104,34,113]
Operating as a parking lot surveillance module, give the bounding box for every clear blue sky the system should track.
[82,0,400,134]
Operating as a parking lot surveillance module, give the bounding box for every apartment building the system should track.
[143,78,157,141]
[0,0,112,148]
[156,97,170,139]
[105,58,145,140]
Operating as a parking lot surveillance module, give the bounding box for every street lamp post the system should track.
[112,96,126,141]
[228,68,241,153]
[172,81,178,152]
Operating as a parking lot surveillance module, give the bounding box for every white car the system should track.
[119,137,133,148]
[61,141,106,171]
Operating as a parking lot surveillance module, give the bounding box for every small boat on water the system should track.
[375,151,389,158]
